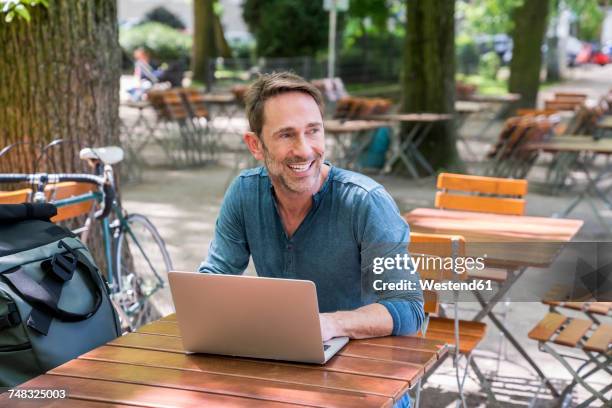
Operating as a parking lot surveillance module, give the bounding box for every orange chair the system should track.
[435,172,528,216]
[408,232,491,405]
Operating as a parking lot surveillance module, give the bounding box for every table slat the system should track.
[137,320,180,336]
[0,395,131,408]
[339,343,436,368]
[108,333,424,384]
[16,375,304,408]
[82,345,410,398]
[50,359,393,408]
[353,336,446,356]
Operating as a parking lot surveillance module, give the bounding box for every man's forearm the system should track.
[321,303,393,340]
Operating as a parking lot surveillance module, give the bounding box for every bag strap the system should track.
[1,240,104,335]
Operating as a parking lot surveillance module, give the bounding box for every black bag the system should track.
[0,203,121,387]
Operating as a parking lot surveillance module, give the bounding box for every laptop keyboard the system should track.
[323,345,331,351]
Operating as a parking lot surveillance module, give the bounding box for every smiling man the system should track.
[199,73,424,390]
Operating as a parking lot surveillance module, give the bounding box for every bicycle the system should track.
[0,141,173,331]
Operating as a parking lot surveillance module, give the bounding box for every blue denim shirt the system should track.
[198,164,424,337]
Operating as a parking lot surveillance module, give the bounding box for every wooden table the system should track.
[465,93,521,104]
[367,113,452,178]
[405,207,583,397]
[455,100,484,114]
[525,136,612,226]
[201,93,243,138]
[2,314,447,407]
[455,101,486,159]
[324,120,388,169]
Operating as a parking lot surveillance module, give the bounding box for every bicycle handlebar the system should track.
[0,172,114,220]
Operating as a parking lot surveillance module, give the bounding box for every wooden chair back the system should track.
[516,108,559,117]
[423,290,439,315]
[554,92,587,101]
[0,188,32,204]
[161,90,189,121]
[409,232,467,316]
[409,232,467,282]
[44,182,96,222]
[147,89,190,121]
[181,88,209,119]
[435,173,528,215]
[544,99,583,112]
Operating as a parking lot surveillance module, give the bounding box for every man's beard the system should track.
[261,143,324,195]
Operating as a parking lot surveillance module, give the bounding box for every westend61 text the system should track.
[373,279,493,292]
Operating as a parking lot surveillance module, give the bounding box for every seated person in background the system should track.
[128,47,185,99]
[199,72,423,407]
[133,46,161,87]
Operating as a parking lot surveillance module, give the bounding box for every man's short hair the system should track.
[244,72,324,137]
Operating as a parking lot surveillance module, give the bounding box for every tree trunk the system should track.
[546,0,562,81]
[508,0,551,109]
[192,0,217,84]
[401,0,462,174]
[0,0,121,271]
[214,12,231,58]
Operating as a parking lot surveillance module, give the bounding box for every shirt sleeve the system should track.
[197,177,250,275]
[356,187,425,336]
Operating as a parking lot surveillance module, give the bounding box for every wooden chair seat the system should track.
[528,312,611,353]
[542,300,612,316]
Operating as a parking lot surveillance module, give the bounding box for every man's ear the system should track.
[243,131,264,161]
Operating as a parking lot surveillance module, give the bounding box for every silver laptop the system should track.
[168,271,349,364]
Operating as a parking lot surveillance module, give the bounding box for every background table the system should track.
[2,314,447,407]
[367,113,452,178]
[405,207,583,397]
[526,136,612,226]
[324,120,388,170]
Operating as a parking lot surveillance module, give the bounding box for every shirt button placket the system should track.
[286,243,293,275]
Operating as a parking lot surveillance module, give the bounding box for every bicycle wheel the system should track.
[114,213,173,329]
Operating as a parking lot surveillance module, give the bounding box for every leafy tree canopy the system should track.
[0,0,47,22]
[142,6,186,30]
[243,0,328,57]
[120,22,191,62]
[456,0,523,36]
[564,0,604,41]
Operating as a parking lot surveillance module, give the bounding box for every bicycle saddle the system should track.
[79,146,124,165]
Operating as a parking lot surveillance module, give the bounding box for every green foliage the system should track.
[243,0,328,57]
[478,51,501,79]
[120,22,191,62]
[456,34,479,75]
[565,0,604,42]
[456,73,507,96]
[342,0,405,50]
[456,0,523,36]
[0,0,47,23]
[142,6,186,30]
